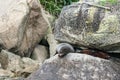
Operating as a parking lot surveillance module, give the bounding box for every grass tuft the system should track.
[40,0,79,17]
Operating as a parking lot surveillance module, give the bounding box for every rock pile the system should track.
[0,0,120,80]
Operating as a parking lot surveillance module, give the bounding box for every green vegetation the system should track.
[100,0,118,6]
[40,0,79,17]
[40,0,118,17]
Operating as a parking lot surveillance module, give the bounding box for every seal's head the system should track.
[55,43,75,57]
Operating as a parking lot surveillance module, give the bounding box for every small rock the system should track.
[31,45,48,63]
[0,50,8,69]
[22,57,39,73]
[0,50,40,78]
[0,50,22,73]
[0,69,14,77]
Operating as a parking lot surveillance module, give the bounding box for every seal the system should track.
[54,43,110,59]
[55,43,75,57]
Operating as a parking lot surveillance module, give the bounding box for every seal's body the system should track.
[55,43,75,57]
[80,49,110,59]
[55,43,110,59]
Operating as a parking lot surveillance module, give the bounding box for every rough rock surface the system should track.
[47,33,58,57]
[0,0,48,57]
[26,53,120,80]
[0,69,14,77]
[54,1,120,53]
[0,50,39,78]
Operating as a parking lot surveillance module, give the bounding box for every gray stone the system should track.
[26,53,120,80]
[0,50,8,69]
[47,33,58,57]
[54,1,120,53]
[41,8,58,57]
[31,45,48,63]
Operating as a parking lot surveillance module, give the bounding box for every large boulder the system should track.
[54,0,120,53]
[26,53,120,80]
[0,0,48,57]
